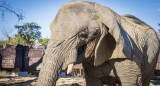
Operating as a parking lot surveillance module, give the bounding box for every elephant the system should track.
[36,1,160,86]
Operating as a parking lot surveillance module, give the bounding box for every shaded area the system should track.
[150,80,160,85]
[15,44,23,69]
[30,57,42,68]
[26,44,45,69]
[0,77,37,86]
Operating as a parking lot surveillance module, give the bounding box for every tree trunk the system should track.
[36,47,63,86]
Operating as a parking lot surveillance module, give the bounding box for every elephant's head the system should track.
[37,1,133,86]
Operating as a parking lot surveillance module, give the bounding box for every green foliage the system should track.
[38,38,49,48]
[15,22,41,46]
[0,34,30,48]
[8,34,27,45]
[0,40,8,48]
[0,22,41,47]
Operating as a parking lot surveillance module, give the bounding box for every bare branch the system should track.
[0,5,23,20]
[0,0,23,20]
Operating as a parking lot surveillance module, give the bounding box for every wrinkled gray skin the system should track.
[37,1,159,86]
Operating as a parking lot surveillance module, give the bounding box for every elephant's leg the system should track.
[142,65,155,86]
[85,74,103,86]
[142,73,152,86]
[82,62,103,86]
[114,59,142,86]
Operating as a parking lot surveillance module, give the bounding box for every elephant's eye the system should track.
[93,29,100,36]
[79,31,88,40]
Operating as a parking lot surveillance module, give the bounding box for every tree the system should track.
[0,34,29,48]
[0,28,15,47]
[0,0,23,20]
[38,38,49,48]
[0,27,27,47]
[0,27,14,40]
[15,22,41,46]
[0,40,7,48]
[158,23,160,32]
[8,34,27,45]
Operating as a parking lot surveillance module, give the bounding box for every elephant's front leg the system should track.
[114,59,142,86]
[82,62,103,86]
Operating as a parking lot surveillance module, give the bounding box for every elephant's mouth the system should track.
[77,38,97,62]
[66,38,97,74]
[77,44,87,62]
[66,44,86,74]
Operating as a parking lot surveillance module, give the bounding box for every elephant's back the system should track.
[122,14,153,30]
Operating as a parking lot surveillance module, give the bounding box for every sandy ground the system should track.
[56,77,86,86]
[0,77,160,86]
[0,77,37,86]
[150,80,160,86]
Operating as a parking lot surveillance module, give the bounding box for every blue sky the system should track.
[0,0,160,40]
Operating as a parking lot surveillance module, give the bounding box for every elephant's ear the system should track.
[94,4,134,66]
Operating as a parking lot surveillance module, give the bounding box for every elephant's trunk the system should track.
[37,37,78,86]
[36,47,63,86]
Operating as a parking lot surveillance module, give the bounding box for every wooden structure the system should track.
[70,63,84,76]
[0,43,45,70]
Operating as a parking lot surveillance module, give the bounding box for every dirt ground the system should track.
[0,77,37,86]
[0,77,160,86]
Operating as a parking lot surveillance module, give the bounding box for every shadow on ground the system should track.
[150,80,160,85]
[0,77,37,86]
[0,76,160,86]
